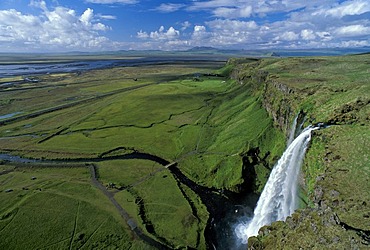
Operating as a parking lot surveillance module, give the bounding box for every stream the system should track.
[0,151,257,249]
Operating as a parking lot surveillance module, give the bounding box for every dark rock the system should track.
[238,147,270,193]
[328,98,370,125]
[286,216,296,229]
[319,237,327,244]
[316,175,325,182]
[333,155,341,160]
[333,236,340,244]
[259,226,271,237]
[332,200,339,207]
[314,186,324,204]
[330,190,340,198]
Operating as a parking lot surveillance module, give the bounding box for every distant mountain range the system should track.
[1,47,369,61]
[183,46,370,56]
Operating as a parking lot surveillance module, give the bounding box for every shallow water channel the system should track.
[0,112,23,120]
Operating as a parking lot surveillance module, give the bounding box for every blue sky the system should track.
[0,0,369,52]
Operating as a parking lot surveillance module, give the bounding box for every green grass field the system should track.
[2,60,256,249]
[0,57,283,248]
[1,54,368,249]
[0,165,153,250]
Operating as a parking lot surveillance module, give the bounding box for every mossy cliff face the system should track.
[223,58,286,194]
[228,58,302,134]
[230,55,370,249]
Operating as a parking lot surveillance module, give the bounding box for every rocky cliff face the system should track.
[261,79,297,135]
[230,55,370,249]
[229,58,299,136]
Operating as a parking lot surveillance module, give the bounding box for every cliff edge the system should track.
[230,54,370,249]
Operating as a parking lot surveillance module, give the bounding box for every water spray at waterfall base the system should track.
[235,125,318,244]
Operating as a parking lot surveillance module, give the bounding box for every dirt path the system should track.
[88,164,170,250]
[0,158,170,249]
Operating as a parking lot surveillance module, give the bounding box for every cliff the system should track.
[230,55,370,249]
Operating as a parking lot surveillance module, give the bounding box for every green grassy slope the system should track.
[0,60,286,248]
[241,54,370,249]
[0,166,149,250]
[3,54,366,249]
[0,63,285,192]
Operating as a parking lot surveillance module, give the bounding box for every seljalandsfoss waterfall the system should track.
[235,125,318,244]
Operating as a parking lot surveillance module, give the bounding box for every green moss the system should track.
[301,134,327,203]
[251,208,363,250]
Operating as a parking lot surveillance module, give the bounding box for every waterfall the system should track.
[287,114,298,146]
[235,126,318,243]
[287,113,306,146]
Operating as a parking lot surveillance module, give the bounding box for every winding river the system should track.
[0,151,256,249]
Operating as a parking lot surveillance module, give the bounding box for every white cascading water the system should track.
[235,125,318,243]
[287,114,307,146]
[287,114,298,146]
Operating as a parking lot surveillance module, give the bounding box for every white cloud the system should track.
[93,23,111,31]
[316,31,332,41]
[194,25,206,32]
[80,8,94,25]
[135,0,369,50]
[137,30,149,39]
[212,5,252,18]
[187,0,235,10]
[275,31,300,41]
[340,39,370,47]
[240,6,253,17]
[192,25,210,41]
[3,0,370,51]
[181,21,191,31]
[155,3,185,13]
[79,8,111,31]
[85,0,137,4]
[29,0,47,10]
[97,14,117,20]
[166,40,190,48]
[334,24,370,37]
[138,26,180,41]
[213,7,235,18]
[196,20,260,46]
[187,0,338,17]
[207,19,258,31]
[0,9,40,42]
[322,0,370,18]
[0,2,112,51]
[301,29,316,40]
